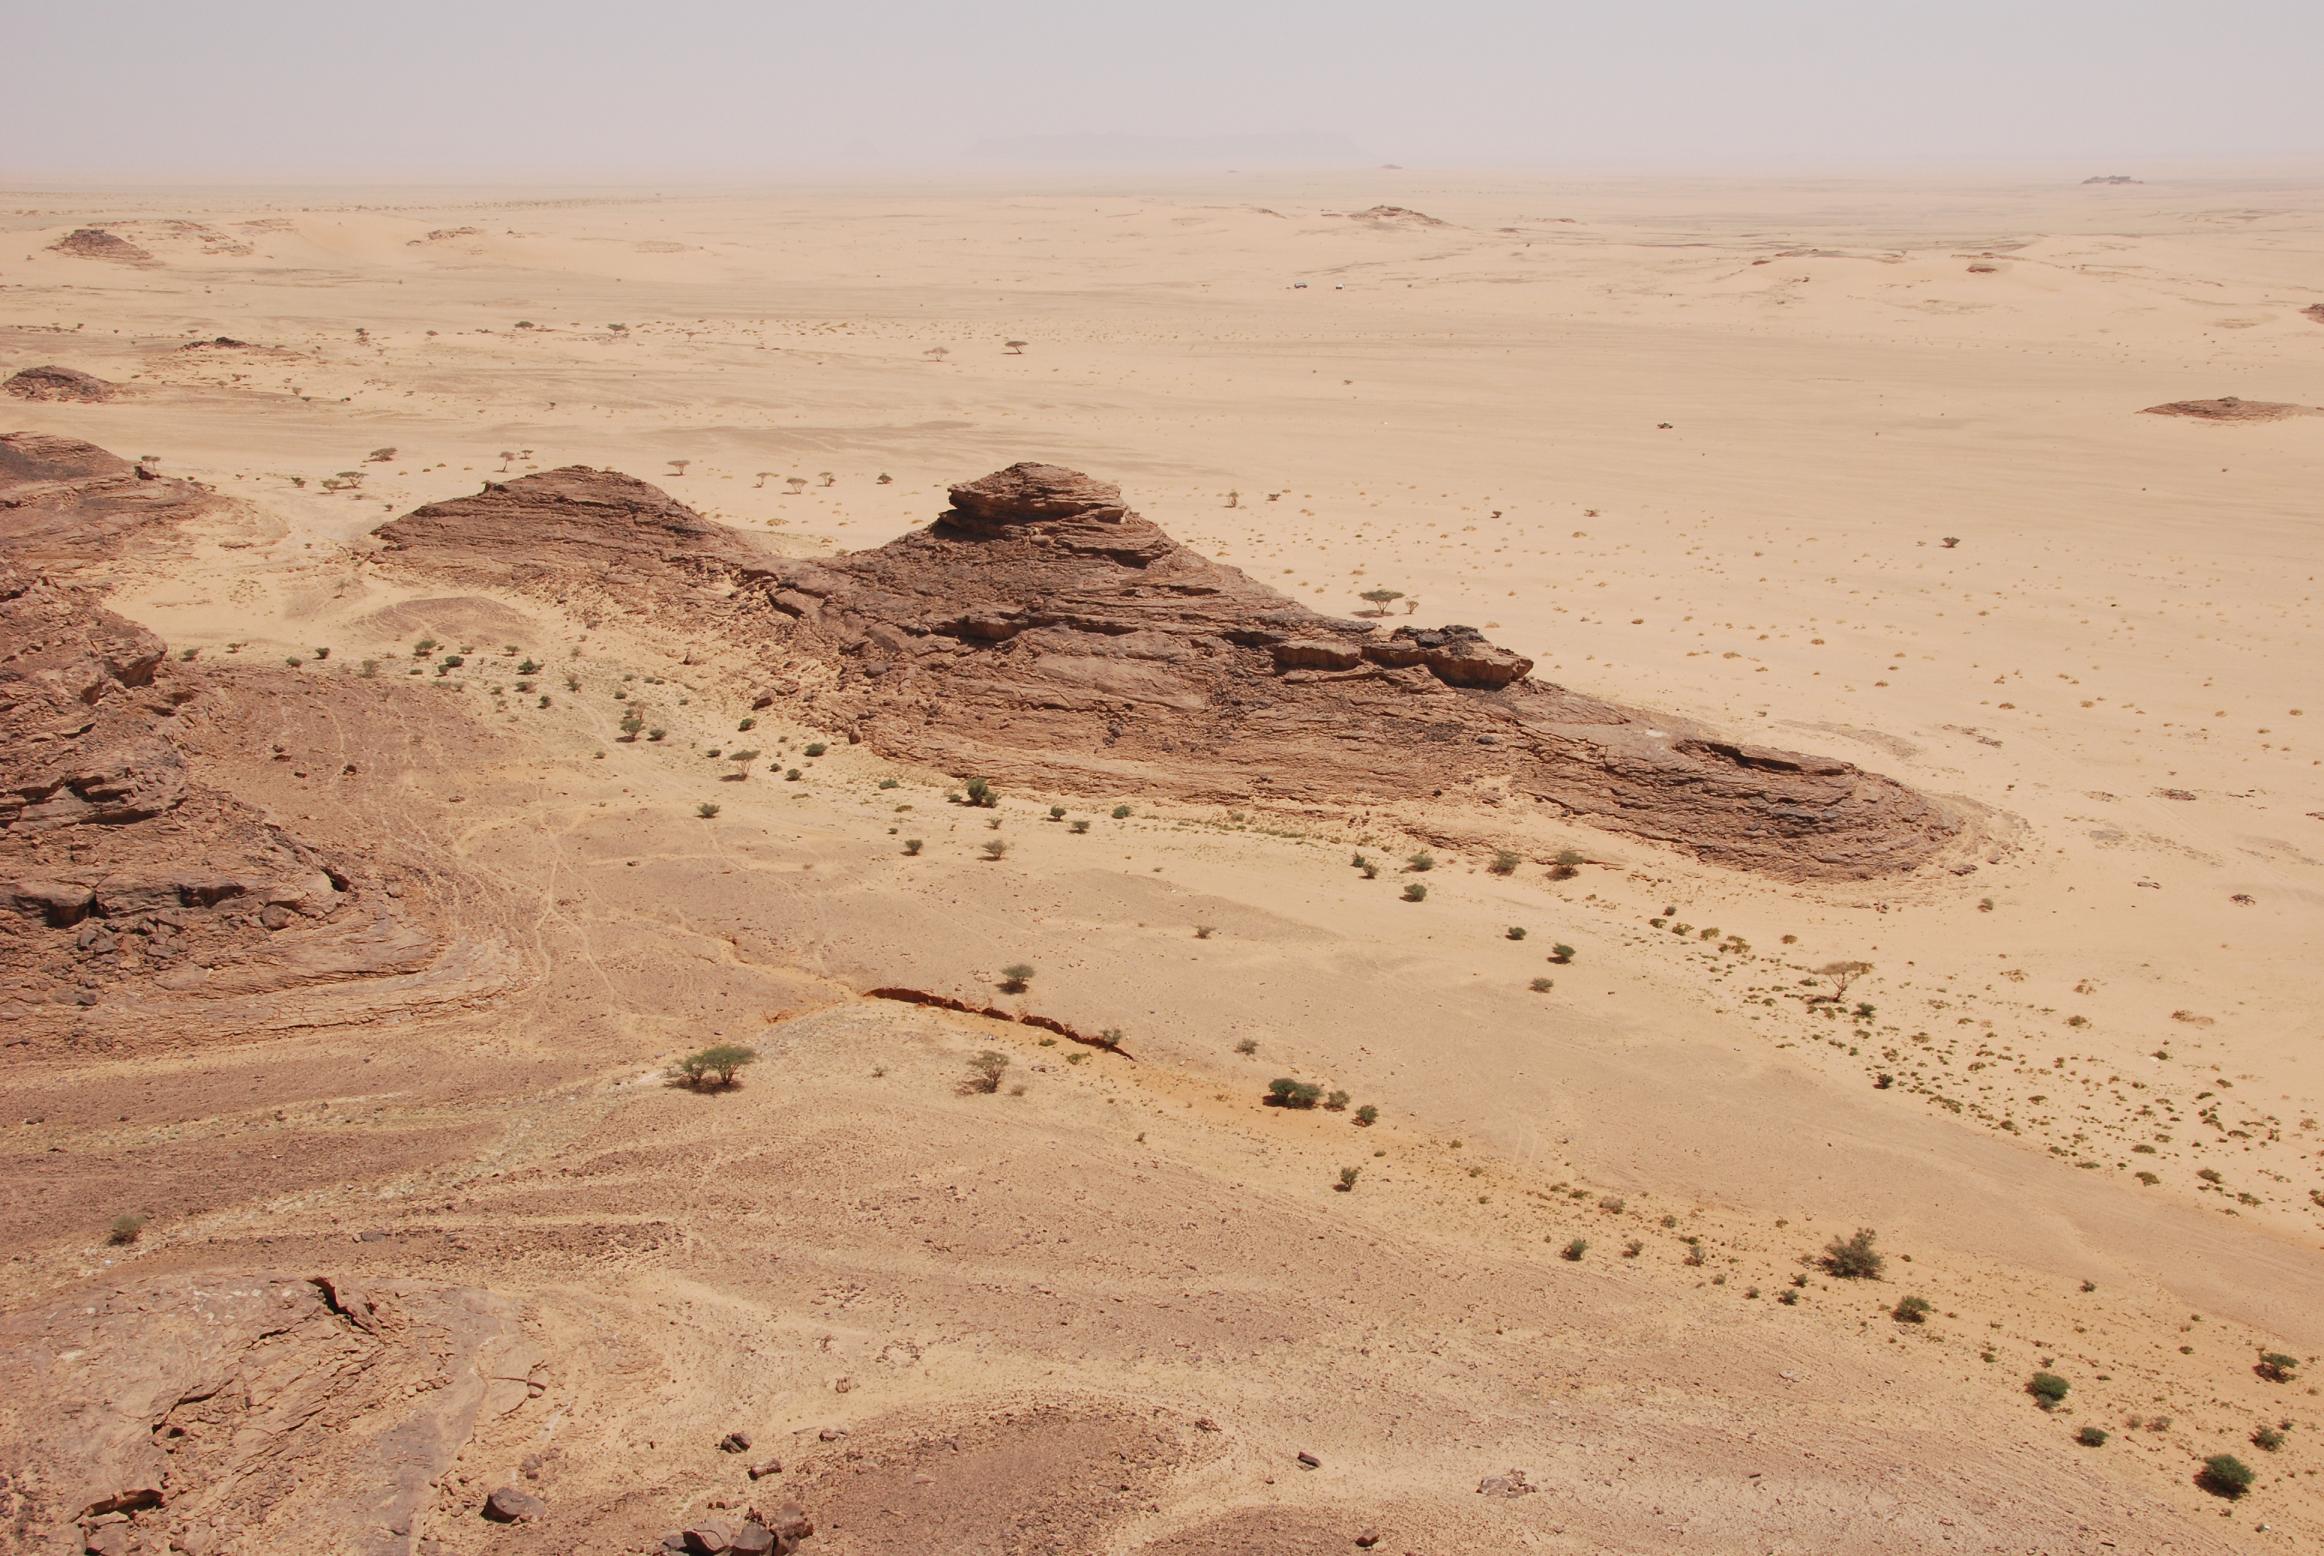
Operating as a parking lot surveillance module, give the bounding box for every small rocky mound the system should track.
[4,365,120,403]
[2302,304,2324,326]
[379,462,1962,879]
[49,227,155,265]
[375,466,776,590]
[2081,174,2142,185]
[2140,396,2323,423]
[1347,204,1448,226]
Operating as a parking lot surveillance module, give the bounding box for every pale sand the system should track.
[3,173,2319,1550]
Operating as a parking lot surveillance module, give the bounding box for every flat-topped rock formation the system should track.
[3,365,120,403]
[378,462,1962,879]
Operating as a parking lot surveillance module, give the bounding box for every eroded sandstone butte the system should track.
[3,365,121,403]
[377,462,1963,879]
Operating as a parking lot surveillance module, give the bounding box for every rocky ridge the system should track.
[378,461,1964,879]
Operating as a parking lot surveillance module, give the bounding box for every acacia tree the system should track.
[1004,339,1026,355]
[668,458,691,477]
[673,1044,758,1090]
[1358,587,1404,617]
[1817,960,1873,1001]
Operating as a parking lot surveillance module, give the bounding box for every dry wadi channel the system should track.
[1,178,2320,1554]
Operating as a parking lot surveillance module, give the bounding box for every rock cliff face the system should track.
[1,440,434,1025]
[2140,396,2322,423]
[378,462,1963,879]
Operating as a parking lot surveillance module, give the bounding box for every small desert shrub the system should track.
[1489,849,1519,875]
[1069,819,1091,834]
[1048,805,1067,820]
[981,839,1008,860]
[902,838,923,855]
[1822,1227,1885,1279]
[1111,804,1132,819]
[673,1044,758,1090]
[1359,860,1378,879]
[1354,1104,1378,1126]
[2076,1426,2109,1448]
[1892,1295,1932,1324]
[1194,924,1216,939]
[2027,1372,2070,1410]
[1622,1239,1643,1258]
[2253,1424,2287,1452]
[1506,925,1527,941]
[877,776,898,789]
[1529,977,1554,993]
[803,741,826,757]
[1683,1243,1707,1267]
[1401,882,1428,903]
[1267,1078,1323,1109]
[696,801,721,818]
[1561,1238,1588,1262]
[1406,851,1434,872]
[2255,1350,2299,1383]
[1324,1089,1350,1111]
[963,1050,1011,1094]
[965,776,997,807]
[107,1214,146,1246]
[1234,1037,1259,1056]
[1549,848,1584,880]
[2197,1454,2254,1498]
[1336,1166,1360,1192]
[999,962,1034,993]
[1548,943,1576,964]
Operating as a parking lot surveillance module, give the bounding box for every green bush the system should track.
[1401,882,1428,903]
[2197,1454,2254,1498]
[1335,1166,1360,1192]
[1111,804,1132,819]
[803,741,827,757]
[999,963,1034,992]
[2027,1372,2070,1410]
[1267,1078,1323,1109]
[1506,925,1528,940]
[965,776,997,807]
[1489,849,1518,875]
[1406,851,1434,872]
[963,1050,1011,1094]
[1892,1295,1932,1324]
[2253,1424,2287,1452]
[902,838,923,855]
[1561,1238,1588,1261]
[1548,943,1576,964]
[2256,1350,2299,1383]
[2076,1426,2109,1448]
[107,1214,146,1246]
[1324,1089,1350,1111]
[696,801,721,818]
[673,1044,759,1090]
[1822,1227,1885,1279]
[1354,1104,1378,1126]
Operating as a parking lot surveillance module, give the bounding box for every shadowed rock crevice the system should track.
[376,461,1963,880]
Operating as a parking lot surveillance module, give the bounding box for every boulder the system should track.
[1362,624,1531,687]
[483,1486,546,1523]
[940,462,1129,532]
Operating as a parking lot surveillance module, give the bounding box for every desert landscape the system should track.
[3,171,2321,1555]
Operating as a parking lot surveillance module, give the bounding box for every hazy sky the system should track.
[8,0,2320,179]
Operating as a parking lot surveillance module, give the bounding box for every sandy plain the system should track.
[2,171,2320,1554]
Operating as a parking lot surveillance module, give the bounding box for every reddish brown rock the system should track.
[1,432,216,573]
[484,1486,547,1523]
[376,462,1965,880]
[2139,396,2323,423]
[3,366,119,403]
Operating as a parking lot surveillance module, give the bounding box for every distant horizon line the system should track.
[9,156,2324,194]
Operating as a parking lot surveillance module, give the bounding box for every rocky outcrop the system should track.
[1,431,215,573]
[4,365,120,403]
[376,462,1964,880]
[2140,396,2323,423]
[49,227,155,265]
[375,466,775,591]
[0,1275,519,1556]
[2302,304,2324,326]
